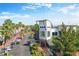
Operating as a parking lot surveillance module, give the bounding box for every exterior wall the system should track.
[38,20,60,47]
[38,20,60,40]
[38,20,52,40]
[66,26,77,32]
[73,27,76,32]
[46,21,52,40]
[52,28,60,37]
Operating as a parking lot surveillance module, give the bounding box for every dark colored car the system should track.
[23,41,31,46]
[16,37,22,40]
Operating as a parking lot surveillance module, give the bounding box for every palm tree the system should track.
[52,23,77,56]
[32,24,39,40]
[2,19,15,41]
[0,19,15,55]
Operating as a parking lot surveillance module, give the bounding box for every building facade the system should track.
[36,20,60,46]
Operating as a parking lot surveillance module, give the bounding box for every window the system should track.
[52,32,58,36]
[40,26,46,28]
[59,31,61,36]
[47,26,51,28]
[41,31,45,37]
[47,31,50,37]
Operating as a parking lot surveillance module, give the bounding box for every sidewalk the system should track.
[0,33,20,49]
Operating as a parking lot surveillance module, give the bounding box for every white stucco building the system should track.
[36,20,78,47]
[36,20,60,46]
[36,20,52,40]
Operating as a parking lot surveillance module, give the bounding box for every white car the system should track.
[6,48,11,51]
[6,46,12,51]
[30,43,33,46]
[15,39,21,42]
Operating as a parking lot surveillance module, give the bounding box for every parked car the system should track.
[13,38,21,45]
[16,38,21,42]
[6,46,12,51]
[6,48,11,51]
[23,41,31,46]
[28,35,33,39]
[16,37,22,40]
[1,47,11,51]
[30,43,33,46]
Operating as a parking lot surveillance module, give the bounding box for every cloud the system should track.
[70,12,79,17]
[0,12,31,19]
[0,14,30,19]
[56,4,79,25]
[22,3,52,10]
[57,4,79,17]
[1,12,15,15]
[58,4,77,14]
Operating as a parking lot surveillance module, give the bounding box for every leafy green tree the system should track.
[15,22,25,32]
[1,19,15,42]
[30,43,48,56]
[52,23,77,56]
[74,27,79,51]
[32,24,39,40]
[33,24,39,32]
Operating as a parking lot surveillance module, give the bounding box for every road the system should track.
[10,35,31,56]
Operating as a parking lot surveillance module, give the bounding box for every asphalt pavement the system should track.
[10,35,31,56]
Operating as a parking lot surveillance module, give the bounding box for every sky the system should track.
[0,3,79,26]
